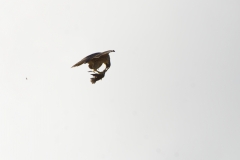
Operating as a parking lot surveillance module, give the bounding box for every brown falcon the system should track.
[71,50,115,84]
[71,50,115,73]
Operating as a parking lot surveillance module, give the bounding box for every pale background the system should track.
[0,0,240,160]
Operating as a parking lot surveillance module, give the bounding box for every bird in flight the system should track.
[71,50,115,83]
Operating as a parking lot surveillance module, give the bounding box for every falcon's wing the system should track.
[71,52,101,68]
[93,50,112,58]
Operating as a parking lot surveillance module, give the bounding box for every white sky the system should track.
[0,0,240,160]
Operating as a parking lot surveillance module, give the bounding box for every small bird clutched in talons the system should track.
[90,70,107,84]
[71,50,115,84]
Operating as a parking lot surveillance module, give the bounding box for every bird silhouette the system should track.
[71,50,115,84]
[71,50,115,73]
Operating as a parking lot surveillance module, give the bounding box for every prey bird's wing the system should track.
[71,52,101,68]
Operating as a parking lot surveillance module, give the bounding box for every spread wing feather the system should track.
[94,50,112,58]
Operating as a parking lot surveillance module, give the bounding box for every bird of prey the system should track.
[71,50,115,73]
[71,50,115,84]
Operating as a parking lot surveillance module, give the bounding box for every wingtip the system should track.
[71,65,77,68]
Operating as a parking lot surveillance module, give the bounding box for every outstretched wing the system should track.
[71,52,101,68]
[94,50,112,58]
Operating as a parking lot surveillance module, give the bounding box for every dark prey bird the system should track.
[90,70,107,84]
[71,50,115,73]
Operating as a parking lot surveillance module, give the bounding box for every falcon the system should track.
[71,50,115,73]
[71,50,115,84]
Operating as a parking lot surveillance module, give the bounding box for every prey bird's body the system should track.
[90,70,107,84]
